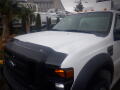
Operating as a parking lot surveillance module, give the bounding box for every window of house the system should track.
[96,0,110,2]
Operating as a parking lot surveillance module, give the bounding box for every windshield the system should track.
[53,12,113,35]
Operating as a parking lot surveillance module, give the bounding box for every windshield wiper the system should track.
[51,29,82,32]
[50,29,94,33]
[50,29,63,31]
[59,29,92,33]
[62,30,106,34]
[62,30,81,32]
[50,29,107,36]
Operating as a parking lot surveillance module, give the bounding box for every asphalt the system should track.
[112,80,120,90]
[0,79,120,90]
[0,70,120,90]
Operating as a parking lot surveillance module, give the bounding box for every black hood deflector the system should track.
[5,39,67,67]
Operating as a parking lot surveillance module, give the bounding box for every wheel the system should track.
[88,70,112,90]
[92,80,109,90]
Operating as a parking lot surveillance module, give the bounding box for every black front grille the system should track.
[4,39,67,90]
[4,50,56,90]
[5,50,36,84]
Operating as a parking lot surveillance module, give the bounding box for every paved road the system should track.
[0,70,120,90]
[112,80,120,90]
[0,80,120,90]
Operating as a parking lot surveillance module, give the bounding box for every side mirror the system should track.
[114,29,120,40]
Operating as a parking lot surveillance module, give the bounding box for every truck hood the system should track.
[15,31,104,54]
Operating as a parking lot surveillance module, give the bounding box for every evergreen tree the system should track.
[0,0,34,37]
[35,14,42,29]
[0,0,21,39]
[20,7,33,33]
[56,17,60,23]
[47,17,51,29]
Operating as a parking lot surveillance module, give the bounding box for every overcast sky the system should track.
[61,0,120,12]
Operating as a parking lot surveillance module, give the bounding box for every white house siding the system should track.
[33,0,64,12]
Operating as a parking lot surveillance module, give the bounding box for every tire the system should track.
[88,70,112,90]
[92,80,109,90]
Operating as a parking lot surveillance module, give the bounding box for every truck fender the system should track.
[72,53,114,90]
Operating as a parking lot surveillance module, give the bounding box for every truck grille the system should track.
[5,50,36,84]
[4,50,54,90]
[4,39,66,90]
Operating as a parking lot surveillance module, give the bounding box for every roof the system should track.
[32,0,53,3]
[17,0,33,2]
[33,0,52,1]
[76,10,120,14]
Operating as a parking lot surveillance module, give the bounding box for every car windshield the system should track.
[53,12,113,35]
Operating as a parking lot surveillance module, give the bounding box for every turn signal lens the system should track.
[85,10,87,12]
[55,69,65,78]
[91,9,94,11]
[55,68,74,78]
[104,8,107,11]
[0,60,4,64]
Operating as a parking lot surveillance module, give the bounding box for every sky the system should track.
[61,0,120,12]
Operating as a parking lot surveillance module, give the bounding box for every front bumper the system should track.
[4,66,73,90]
[4,66,28,90]
[0,64,3,80]
[3,39,70,90]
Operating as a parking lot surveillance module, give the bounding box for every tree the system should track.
[75,1,83,12]
[46,17,52,29]
[35,14,42,29]
[0,0,21,39]
[0,0,34,39]
[56,17,60,23]
[30,13,36,25]
[20,6,33,33]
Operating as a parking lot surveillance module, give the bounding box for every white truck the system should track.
[3,0,120,90]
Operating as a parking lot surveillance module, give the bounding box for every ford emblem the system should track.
[9,60,15,67]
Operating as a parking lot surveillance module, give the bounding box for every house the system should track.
[17,0,38,12]
[82,0,120,11]
[33,0,65,12]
